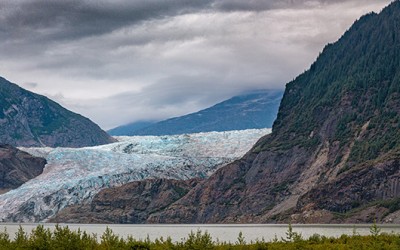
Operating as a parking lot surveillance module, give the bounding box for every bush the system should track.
[181,230,214,250]
[0,224,398,249]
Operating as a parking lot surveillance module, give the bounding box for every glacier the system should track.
[0,129,271,222]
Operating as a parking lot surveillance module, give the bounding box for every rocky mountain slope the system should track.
[141,1,400,223]
[0,77,114,147]
[108,90,283,136]
[0,129,269,222]
[50,178,200,223]
[0,145,46,194]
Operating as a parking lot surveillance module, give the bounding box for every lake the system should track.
[1,224,400,242]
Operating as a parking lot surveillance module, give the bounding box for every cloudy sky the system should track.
[0,0,392,129]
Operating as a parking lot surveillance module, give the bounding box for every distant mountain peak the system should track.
[109,89,283,136]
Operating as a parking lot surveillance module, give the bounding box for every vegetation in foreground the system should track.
[0,224,399,249]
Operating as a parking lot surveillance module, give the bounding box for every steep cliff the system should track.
[0,145,46,194]
[150,1,400,223]
[0,77,114,147]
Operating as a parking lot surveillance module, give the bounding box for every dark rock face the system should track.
[0,145,46,193]
[0,77,115,147]
[110,90,283,136]
[151,144,317,223]
[299,159,400,214]
[49,178,200,223]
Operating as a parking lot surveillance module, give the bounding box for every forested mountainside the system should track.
[0,77,114,147]
[109,90,283,136]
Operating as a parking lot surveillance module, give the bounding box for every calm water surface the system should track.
[1,224,400,242]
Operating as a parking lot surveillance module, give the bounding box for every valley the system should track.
[0,0,399,229]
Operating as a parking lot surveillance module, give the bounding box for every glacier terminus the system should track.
[0,129,270,222]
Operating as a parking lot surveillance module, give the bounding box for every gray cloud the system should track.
[0,0,393,129]
[0,0,382,42]
[0,0,213,41]
[210,0,327,12]
[21,82,38,89]
[212,0,387,12]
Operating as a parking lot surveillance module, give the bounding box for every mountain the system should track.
[108,90,283,136]
[107,121,156,136]
[0,129,270,222]
[0,145,46,194]
[141,1,400,223]
[0,77,115,147]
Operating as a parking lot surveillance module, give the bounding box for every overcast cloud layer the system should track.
[0,0,392,129]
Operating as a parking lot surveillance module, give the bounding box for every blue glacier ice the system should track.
[0,129,270,222]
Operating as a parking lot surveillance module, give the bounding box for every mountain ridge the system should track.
[0,77,115,147]
[108,90,283,136]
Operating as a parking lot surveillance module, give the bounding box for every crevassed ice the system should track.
[0,128,271,222]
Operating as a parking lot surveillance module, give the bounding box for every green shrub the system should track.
[182,230,214,250]
[0,224,399,250]
[0,229,11,250]
[28,225,52,249]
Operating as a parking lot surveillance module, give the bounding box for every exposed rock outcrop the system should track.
[50,178,199,223]
[0,145,46,193]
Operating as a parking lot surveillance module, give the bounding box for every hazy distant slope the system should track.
[108,121,155,136]
[111,90,283,136]
[0,77,115,147]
